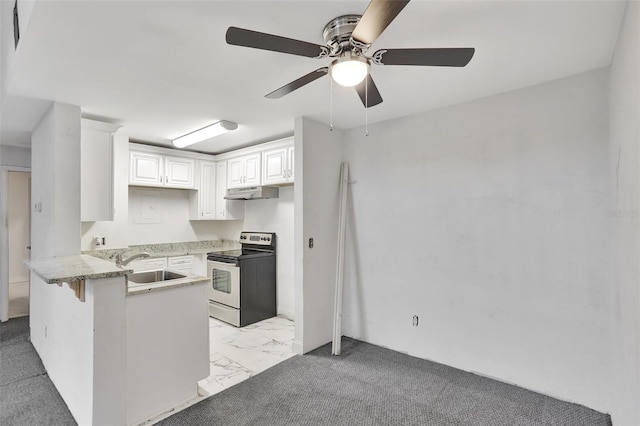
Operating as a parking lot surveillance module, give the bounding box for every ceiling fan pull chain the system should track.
[330,73,334,131]
[365,77,369,136]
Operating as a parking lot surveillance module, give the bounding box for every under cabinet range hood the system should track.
[225,186,279,200]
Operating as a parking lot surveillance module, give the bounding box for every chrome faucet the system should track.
[115,251,151,268]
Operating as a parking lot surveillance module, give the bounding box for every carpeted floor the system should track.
[0,316,75,425]
[1,317,612,426]
[160,338,612,426]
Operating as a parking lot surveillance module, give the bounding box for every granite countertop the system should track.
[25,254,132,284]
[85,239,240,261]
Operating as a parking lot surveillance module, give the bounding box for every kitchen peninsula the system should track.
[25,254,210,425]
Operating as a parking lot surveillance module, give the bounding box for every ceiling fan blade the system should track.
[226,27,328,58]
[373,48,475,67]
[354,74,383,108]
[351,0,410,47]
[265,68,329,99]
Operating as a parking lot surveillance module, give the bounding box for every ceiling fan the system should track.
[225,0,475,108]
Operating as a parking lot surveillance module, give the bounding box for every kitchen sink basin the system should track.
[128,269,187,285]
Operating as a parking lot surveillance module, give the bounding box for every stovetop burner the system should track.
[213,249,243,258]
[207,232,276,263]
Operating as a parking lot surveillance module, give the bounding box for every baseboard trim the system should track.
[277,307,294,321]
[292,339,303,355]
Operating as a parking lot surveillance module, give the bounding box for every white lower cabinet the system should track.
[129,255,199,275]
[129,257,167,273]
[167,255,194,274]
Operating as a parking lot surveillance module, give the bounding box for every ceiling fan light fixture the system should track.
[172,120,238,148]
[330,54,369,87]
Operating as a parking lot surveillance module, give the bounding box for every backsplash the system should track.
[84,239,240,261]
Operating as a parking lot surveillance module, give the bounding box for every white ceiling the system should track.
[1,0,627,154]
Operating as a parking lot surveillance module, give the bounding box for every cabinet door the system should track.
[81,127,114,221]
[287,146,295,182]
[168,255,194,274]
[262,147,287,185]
[243,153,261,186]
[130,151,164,186]
[165,156,195,189]
[216,161,244,220]
[227,157,244,188]
[198,161,216,219]
[129,257,168,273]
[216,161,228,219]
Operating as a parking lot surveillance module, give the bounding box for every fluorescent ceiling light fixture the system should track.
[331,54,369,87]
[172,120,238,148]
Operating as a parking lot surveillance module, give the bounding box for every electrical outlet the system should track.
[309,238,314,248]
[94,236,106,247]
[412,315,419,327]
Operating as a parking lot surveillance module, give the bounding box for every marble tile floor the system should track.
[139,315,295,425]
[199,315,296,396]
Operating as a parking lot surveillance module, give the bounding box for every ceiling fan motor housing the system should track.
[323,15,362,55]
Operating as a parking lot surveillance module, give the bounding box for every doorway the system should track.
[5,170,31,319]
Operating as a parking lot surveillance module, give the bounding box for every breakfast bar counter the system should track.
[26,254,132,284]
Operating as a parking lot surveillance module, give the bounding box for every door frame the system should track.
[0,165,31,322]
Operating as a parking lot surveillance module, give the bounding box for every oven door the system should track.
[207,260,240,309]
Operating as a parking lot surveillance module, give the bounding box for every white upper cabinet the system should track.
[130,151,164,186]
[288,145,295,181]
[129,151,195,189]
[164,156,195,188]
[81,119,121,222]
[227,153,261,188]
[216,161,244,220]
[262,139,294,185]
[189,160,216,220]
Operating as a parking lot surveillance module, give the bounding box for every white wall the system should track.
[29,102,90,423]
[294,117,344,354]
[342,69,611,412]
[30,103,127,425]
[7,171,29,282]
[0,145,30,167]
[0,0,36,93]
[30,103,80,259]
[608,1,640,424]
[242,185,294,319]
[127,187,232,246]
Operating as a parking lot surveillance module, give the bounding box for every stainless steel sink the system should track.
[128,269,187,285]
